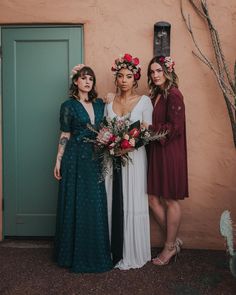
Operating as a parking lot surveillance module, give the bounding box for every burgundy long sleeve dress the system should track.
[147,87,189,200]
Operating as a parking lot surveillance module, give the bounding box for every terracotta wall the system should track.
[0,0,235,249]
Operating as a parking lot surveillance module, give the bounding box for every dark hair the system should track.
[70,66,98,101]
[147,56,179,99]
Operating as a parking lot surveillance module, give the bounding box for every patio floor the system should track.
[0,239,236,295]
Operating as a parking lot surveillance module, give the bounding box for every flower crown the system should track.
[111,53,141,80]
[159,56,175,72]
[70,64,85,78]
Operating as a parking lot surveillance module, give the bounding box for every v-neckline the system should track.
[76,99,95,124]
[153,94,163,108]
[111,95,142,118]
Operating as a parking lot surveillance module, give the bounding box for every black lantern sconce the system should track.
[154,21,171,57]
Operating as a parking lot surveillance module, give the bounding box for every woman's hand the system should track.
[103,93,116,104]
[141,122,149,129]
[54,159,62,180]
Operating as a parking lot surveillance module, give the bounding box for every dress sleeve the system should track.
[142,96,153,126]
[104,103,108,117]
[59,102,72,132]
[151,91,185,145]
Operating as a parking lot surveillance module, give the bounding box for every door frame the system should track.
[0,24,84,240]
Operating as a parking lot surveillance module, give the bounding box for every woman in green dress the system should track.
[54,64,112,273]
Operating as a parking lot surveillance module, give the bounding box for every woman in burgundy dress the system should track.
[146,56,189,265]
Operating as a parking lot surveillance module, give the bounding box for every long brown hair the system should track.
[70,66,98,101]
[147,56,179,99]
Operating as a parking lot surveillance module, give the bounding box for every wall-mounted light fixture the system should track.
[154,21,171,57]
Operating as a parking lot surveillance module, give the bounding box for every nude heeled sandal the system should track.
[176,237,183,248]
[152,242,181,266]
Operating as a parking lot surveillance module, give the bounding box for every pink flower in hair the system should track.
[159,56,175,72]
[71,64,85,77]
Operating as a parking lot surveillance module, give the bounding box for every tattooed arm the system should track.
[54,132,71,180]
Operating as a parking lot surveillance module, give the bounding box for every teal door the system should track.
[2,26,83,236]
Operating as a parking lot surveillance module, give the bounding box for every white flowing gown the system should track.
[105,95,153,270]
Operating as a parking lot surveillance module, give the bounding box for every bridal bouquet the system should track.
[85,116,167,176]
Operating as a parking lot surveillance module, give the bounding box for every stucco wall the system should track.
[0,0,235,249]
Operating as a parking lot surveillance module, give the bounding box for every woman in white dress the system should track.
[105,53,153,270]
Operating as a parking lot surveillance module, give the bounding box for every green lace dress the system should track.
[54,98,112,273]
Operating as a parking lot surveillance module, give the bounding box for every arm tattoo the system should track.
[59,136,68,146]
[57,155,62,162]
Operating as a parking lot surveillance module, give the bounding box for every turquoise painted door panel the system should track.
[2,27,83,236]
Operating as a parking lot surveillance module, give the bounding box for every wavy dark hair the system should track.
[70,66,98,101]
[147,56,179,99]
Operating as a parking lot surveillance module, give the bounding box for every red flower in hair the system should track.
[111,53,141,79]
[123,54,133,62]
[159,57,165,63]
[132,57,139,66]
[134,72,141,80]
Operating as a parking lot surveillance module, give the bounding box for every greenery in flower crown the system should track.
[111,53,141,80]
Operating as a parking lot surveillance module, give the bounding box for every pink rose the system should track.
[123,54,133,62]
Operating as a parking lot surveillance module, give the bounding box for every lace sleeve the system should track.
[161,92,185,145]
[60,102,72,132]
